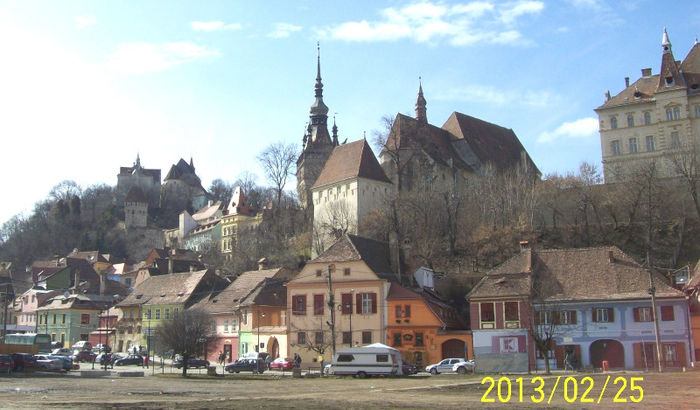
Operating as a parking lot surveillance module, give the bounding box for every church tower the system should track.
[296,44,338,210]
[415,78,427,124]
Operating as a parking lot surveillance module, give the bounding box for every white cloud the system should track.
[268,23,302,38]
[537,117,599,143]
[322,0,543,46]
[106,42,220,74]
[437,85,559,108]
[75,15,97,30]
[190,21,242,31]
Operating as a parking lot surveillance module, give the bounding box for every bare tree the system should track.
[257,142,299,207]
[49,180,82,202]
[155,309,215,376]
[209,179,234,205]
[669,143,700,219]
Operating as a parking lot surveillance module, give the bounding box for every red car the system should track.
[269,357,294,371]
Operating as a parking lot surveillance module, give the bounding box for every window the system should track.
[660,306,674,321]
[362,331,372,344]
[224,319,228,332]
[634,307,652,322]
[164,308,170,320]
[404,305,411,318]
[593,308,614,323]
[316,269,322,277]
[559,310,577,325]
[671,132,680,148]
[314,294,324,315]
[480,302,495,328]
[415,332,424,347]
[627,114,634,127]
[292,295,307,315]
[146,309,151,320]
[376,354,389,363]
[155,309,161,320]
[666,109,673,121]
[315,331,324,344]
[173,308,178,318]
[343,268,350,276]
[610,117,618,129]
[51,333,56,341]
[342,332,351,345]
[646,136,655,151]
[357,293,376,315]
[297,332,306,345]
[611,140,621,156]
[81,314,90,325]
[337,354,354,362]
[211,321,216,331]
[536,349,555,359]
[673,107,680,120]
[52,314,56,324]
[629,137,638,153]
[341,293,352,314]
[61,314,66,324]
[231,319,237,331]
[538,311,551,325]
[696,105,700,118]
[663,344,677,363]
[243,309,248,325]
[395,306,402,319]
[644,112,651,125]
[504,302,519,322]
[393,333,402,347]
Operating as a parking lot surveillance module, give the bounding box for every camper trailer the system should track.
[331,343,402,378]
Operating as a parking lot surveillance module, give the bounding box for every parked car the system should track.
[11,353,38,372]
[52,348,73,356]
[114,355,144,366]
[0,354,14,373]
[225,358,265,374]
[94,344,111,353]
[50,341,63,350]
[401,361,418,375]
[72,350,97,363]
[71,341,92,351]
[47,354,75,371]
[35,355,64,371]
[452,359,475,374]
[173,357,210,369]
[425,358,467,375]
[269,357,294,371]
[95,353,117,367]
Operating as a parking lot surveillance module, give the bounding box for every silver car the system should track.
[452,359,475,374]
[425,358,466,375]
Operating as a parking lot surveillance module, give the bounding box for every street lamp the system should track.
[256,311,265,353]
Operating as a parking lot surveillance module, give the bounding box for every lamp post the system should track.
[327,265,336,357]
[256,311,265,353]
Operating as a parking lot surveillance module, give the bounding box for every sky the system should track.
[0,0,698,226]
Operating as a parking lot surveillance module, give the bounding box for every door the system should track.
[590,339,624,368]
[224,344,232,363]
[441,339,466,359]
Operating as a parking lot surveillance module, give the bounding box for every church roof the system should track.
[312,139,391,189]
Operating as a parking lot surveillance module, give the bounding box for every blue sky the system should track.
[0,0,698,225]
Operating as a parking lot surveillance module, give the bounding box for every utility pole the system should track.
[1,283,10,343]
[327,264,336,357]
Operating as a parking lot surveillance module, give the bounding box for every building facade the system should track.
[596,29,700,183]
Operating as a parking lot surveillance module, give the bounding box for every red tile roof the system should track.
[312,139,391,189]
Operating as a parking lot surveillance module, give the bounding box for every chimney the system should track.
[641,68,652,77]
[625,77,630,88]
[258,258,268,271]
[608,250,615,263]
[519,240,530,252]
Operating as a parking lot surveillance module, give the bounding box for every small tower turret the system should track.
[415,77,427,124]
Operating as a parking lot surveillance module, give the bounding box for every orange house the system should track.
[386,283,472,369]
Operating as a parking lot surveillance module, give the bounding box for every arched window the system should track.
[610,117,617,129]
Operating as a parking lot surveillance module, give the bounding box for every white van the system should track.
[331,343,402,378]
[71,341,92,351]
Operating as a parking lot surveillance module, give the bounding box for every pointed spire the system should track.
[135,153,141,168]
[190,156,194,170]
[662,27,672,54]
[332,114,338,146]
[415,76,427,124]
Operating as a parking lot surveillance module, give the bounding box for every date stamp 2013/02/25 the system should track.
[481,376,643,404]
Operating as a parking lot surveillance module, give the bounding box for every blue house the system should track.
[468,243,691,372]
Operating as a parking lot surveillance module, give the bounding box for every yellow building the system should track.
[287,234,395,368]
[220,187,264,260]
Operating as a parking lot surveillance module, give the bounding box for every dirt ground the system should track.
[0,370,698,409]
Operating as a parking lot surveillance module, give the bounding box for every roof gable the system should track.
[309,234,395,281]
[312,139,391,189]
